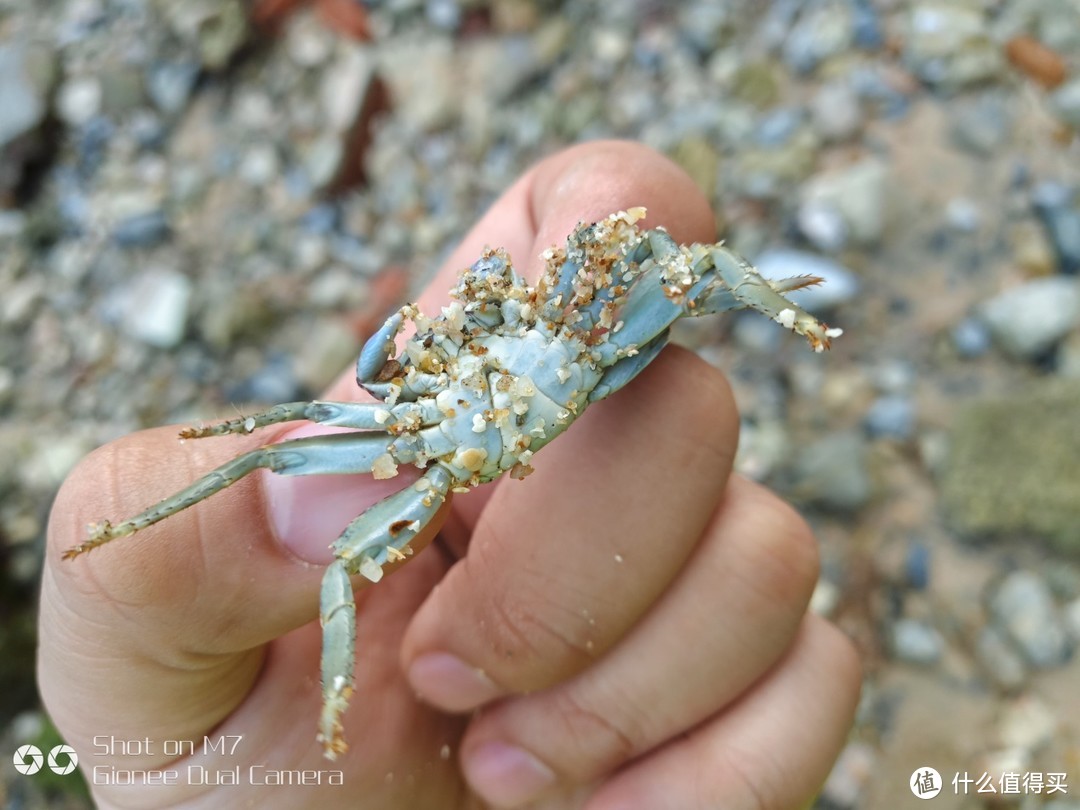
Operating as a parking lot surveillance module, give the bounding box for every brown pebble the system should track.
[1005,35,1067,89]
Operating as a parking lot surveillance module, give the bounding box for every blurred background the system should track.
[2,0,1079,807]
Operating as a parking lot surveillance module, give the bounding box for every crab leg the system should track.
[318,559,355,760]
[331,464,453,581]
[698,247,842,351]
[317,463,454,758]
[62,432,398,559]
[179,399,444,439]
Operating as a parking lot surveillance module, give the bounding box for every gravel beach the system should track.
[3,1,1080,807]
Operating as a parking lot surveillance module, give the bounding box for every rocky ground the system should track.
[3,0,1080,808]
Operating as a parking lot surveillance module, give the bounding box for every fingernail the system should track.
[407,652,503,711]
[262,425,418,564]
[465,741,557,808]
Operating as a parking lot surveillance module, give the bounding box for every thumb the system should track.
[39,419,447,764]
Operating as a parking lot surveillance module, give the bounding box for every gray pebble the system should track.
[990,570,1071,669]
[949,94,1011,157]
[1050,77,1080,129]
[810,80,862,142]
[112,210,170,248]
[800,159,888,246]
[974,625,1028,691]
[951,316,992,358]
[1033,188,1080,276]
[146,60,200,115]
[118,269,192,349]
[0,44,53,147]
[977,277,1080,359]
[864,395,916,441]
[891,618,944,665]
[789,430,872,512]
[782,0,854,75]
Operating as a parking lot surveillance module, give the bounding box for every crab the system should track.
[62,207,841,758]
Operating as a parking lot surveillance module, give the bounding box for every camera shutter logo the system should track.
[48,744,78,775]
[13,744,78,776]
[13,745,44,776]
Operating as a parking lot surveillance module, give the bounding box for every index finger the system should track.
[398,140,736,700]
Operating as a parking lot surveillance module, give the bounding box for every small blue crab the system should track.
[63,208,841,758]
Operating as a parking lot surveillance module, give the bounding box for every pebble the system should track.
[951,316,992,358]
[905,2,1002,88]
[904,542,931,591]
[1049,77,1080,129]
[112,210,171,248]
[989,570,1071,669]
[997,695,1057,751]
[864,395,915,441]
[117,268,193,348]
[974,625,1028,692]
[799,159,888,247]
[238,143,281,187]
[890,618,944,665]
[944,197,980,232]
[1032,186,1080,275]
[754,249,860,312]
[0,42,57,197]
[1064,598,1080,643]
[146,60,201,115]
[949,93,1012,156]
[977,277,1080,359]
[781,0,853,75]
[163,0,249,71]
[810,80,862,142]
[0,44,54,147]
[1010,219,1057,276]
[788,430,872,512]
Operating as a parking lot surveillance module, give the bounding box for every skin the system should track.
[39,141,861,810]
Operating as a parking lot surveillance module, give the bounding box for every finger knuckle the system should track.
[464,545,599,689]
[547,689,639,777]
[733,485,820,614]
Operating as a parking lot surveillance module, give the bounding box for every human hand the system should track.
[39,141,860,809]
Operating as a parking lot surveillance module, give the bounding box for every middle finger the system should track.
[400,346,738,706]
